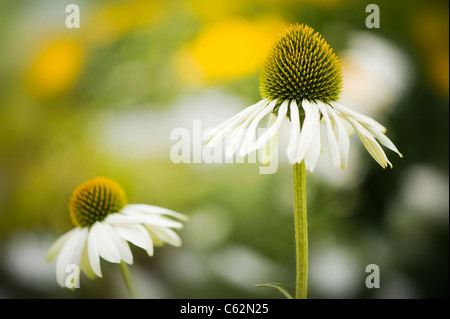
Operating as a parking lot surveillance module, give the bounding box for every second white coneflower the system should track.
[205,24,402,170]
[47,177,187,297]
[205,24,402,299]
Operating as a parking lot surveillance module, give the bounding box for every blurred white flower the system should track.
[399,165,449,217]
[310,241,360,298]
[47,177,187,287]
[339,31,413,116]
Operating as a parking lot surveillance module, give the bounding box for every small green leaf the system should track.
[254,282,294,299]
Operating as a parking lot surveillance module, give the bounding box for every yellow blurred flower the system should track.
[26,38,84,99]
[410,5,449,97]
[187,0,250,21]
[175,17,287,84]
[187,0,345,22]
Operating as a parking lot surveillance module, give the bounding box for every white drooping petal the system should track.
[346,116,392,168]
[332,102,386,133]
[332,102,402,168]
[327,105,350,169]
[87,226,102,277]
[204,96,401,171]
[209,99,268,157]
[47,228,77,262]
[341,118,355,136]
[317,101,340,169]
[89,222,122,264]
[246,100,287,154]
[204,99,269,144]
[239,100,277,157]
[121,204,188,221]
[260,113,279,165]
[227,100,277,158]
[287,100,301,164]
[115,224,154,256]
[107,212,184,229]
[295,100,316,163]
[304,101,322,172]
[225,100,274,158]
[148,231,165,247]
[341,117,355,136]
[146,225,182,247]
[103,223,133,265]
[367,127,403,158]
[55,227,88,287]
[79,241,96,279]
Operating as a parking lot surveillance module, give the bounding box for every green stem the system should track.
[119,261,137,299]
[293,162,308,299]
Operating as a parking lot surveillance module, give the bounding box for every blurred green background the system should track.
[0,0,448,299]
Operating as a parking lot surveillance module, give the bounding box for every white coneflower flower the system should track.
[204,24,402,171]
[47,177,187,288]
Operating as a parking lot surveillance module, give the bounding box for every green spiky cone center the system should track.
[259,24,343,103]
[69,177,127,227]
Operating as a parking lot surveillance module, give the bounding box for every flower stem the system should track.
[119,261,137,299]
[293,162,308,299]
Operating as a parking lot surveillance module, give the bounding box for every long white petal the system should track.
[332,102,386,133]
[317,102,340,169]
[226,100,275,157]
[239,100,277,157]
[260,113,279,165]
[295,100,316,163]
[90,222,121,264]
[210,99,269,150]
[287,100,301,164]
[47,228,77,262]
[103,223,133,265]
[225,107,265,157]
[346,117,392,168]
[304,101,321,172]
[148,230,164,247]
[338,115,355,136]
[334,102,401,164]
[79,241,96,279]
[56,227,88,287]
[247,100,287,153]
[107,213,183,229]
[87,227,102,277]
[327,105,350,169]
[204,99,268,142]
[115,224,154,256]
[368,128,403,158]
[122,204,188,221]
[225,126,246,158]
[146,225,182,247]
